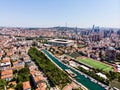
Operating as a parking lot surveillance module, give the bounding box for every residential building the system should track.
[1,69,13,81]
[23,81,31,90]
[0,57,11,69]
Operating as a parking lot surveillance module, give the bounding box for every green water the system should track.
[42,50,105,90]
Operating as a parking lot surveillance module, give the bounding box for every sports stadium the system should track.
[48,39,74,46]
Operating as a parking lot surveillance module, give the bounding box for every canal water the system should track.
[42,50,105,90]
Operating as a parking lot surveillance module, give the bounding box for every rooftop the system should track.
[48,39,73,43]
[1,57,10,63]
[108,46,115,51]
[1,69,12,76]
[1,69,13,79]
[23,81,31,90]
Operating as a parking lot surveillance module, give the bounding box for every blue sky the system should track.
[0,0,120,28]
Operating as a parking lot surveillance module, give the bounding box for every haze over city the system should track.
[1,0,120,90]
[0,0,120,28]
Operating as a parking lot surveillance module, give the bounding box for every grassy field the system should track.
[77,57,114,72]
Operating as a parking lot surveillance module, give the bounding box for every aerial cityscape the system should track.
[0,0,120,90]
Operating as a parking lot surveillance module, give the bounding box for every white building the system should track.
[96,72,107,79]
[48,39,74,47]
[117,64,120,73]
[69,61,78,67]
[0,57,11,67]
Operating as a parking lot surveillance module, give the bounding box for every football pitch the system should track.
[77,57,114,72]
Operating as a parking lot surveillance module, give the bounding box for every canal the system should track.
[42,50,105,90]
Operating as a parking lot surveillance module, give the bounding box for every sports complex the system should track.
[77,57,114,72]
[48,39,74,46]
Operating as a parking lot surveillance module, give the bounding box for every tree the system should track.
[32,41,38,46]
[116,53,120,61]
[118,76,120,82]
[28,47,71,88]
[15,82,22,90]
[0,79,6,88]
[0,79,6,90]
[17,67,30,83]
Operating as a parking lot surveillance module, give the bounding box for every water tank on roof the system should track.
[108,46,115,51]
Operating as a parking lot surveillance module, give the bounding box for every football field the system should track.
[77,57,114,72]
